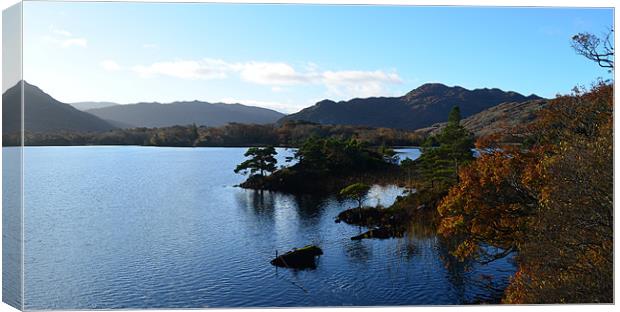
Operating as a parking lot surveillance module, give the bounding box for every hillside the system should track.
[414,99,548,138]
[2,81,116,134]
[70,101,120,111]
[86,101,286,128]
[279,83,542,130]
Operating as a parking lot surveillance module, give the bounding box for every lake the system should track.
[6,146,515,309]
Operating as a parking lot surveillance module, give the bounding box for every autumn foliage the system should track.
[437,82,613,303]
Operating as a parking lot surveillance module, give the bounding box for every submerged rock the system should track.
[350,227,404,240]
[270,245,324,269]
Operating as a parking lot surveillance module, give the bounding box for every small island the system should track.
[234,107,475,241]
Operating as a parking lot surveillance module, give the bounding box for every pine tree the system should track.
[419,106,474,189]
[234,146,278,177]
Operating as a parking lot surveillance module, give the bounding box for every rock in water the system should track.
[351,227,404,240]
[270,245,323,269]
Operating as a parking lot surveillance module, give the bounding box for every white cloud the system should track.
[44,26,87,48]
[130,58,403,99]
[61,38,87,48]
[321,70,403,98]
[131,59,231,80]
[52,28,72,37]
[237,62,319,85]
[100,60,122,72]
[322,70,401,84]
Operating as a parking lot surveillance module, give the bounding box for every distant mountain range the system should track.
[2,82,286,133]
[279,83,542,130]
[86,101,285,128]
[2,81,545,137]
[3,81,116,133]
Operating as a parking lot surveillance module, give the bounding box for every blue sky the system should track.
[21,2,613,113]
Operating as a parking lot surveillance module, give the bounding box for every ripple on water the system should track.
[19,146,515,308]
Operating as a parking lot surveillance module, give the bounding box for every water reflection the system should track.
[344,241,372,263]
[24,146,515,308]
[233,183,515,304]
[234,190,277,220]
[290,193,330,221]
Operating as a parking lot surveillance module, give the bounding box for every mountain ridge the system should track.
[279,83,542,130]
[2,81,116,133]
[86,100,286,128]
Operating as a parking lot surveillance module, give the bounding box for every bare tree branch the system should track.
[571,28,615,71]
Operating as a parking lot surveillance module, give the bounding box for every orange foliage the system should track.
[437,81,613,303]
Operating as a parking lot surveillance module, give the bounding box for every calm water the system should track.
[9,146,515,309]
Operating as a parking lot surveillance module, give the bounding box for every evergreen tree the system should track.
[234,146,278,177]
[419,106,474,188]
[340,183,371,219]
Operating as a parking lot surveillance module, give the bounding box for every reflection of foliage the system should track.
[437,82,613,303]
[344,241,372,263]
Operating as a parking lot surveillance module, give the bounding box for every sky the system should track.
[18,2,614,113]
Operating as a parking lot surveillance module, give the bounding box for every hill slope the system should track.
[279,83,542,130]
[2,81,116,133]
[86,101,286,128]
[414,99,548,138]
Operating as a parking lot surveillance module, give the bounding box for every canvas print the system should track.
[1,1,614,309]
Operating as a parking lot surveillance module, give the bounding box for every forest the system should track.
[3,120,425,147]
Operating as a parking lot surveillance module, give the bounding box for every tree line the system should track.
[3,120,425,147]
[234,136,399,193]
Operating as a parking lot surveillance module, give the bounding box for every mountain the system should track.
[2,81,116,133]
[414,99,548,138]
[279,83,542,130]
[86,101,286,128]
[70,101,120,111]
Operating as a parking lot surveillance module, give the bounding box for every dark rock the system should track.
[270,245,323,269]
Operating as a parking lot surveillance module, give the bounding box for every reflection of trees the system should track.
[405,213,509,303]
[405,214,437,240]
[235,190,277,219]
[344,241,372,263]
[438,237,511,304]
[291,193,329,221]
[437,237,471,303]
[235,189,331,229]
